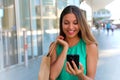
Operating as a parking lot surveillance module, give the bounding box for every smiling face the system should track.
[62,13,80,39]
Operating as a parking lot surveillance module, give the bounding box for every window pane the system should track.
[1,0,18,67]
[19,0,32,60]
[42,0,58,54]
[30,0,42,57]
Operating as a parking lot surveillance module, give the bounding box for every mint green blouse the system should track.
[56,39,87,80]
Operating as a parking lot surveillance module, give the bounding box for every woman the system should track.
[49,5,98,80]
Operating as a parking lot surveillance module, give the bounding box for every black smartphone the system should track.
[67,54,79,69]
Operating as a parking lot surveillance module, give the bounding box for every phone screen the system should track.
[67,54,79,69]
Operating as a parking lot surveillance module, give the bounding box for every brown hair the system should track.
[59,5,97,45]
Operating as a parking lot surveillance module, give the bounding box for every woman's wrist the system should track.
[78,74,93,80]
[63,46,68,54]
[63,43,69,49]
[77,73,84,80]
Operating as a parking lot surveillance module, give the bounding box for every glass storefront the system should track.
[0,0,82,70]
[0,1,4,69]
[42,0,58,54]
[18,0,32,61]
[1,0,18,68]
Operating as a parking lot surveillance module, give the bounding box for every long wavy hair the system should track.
[59,5,97,45]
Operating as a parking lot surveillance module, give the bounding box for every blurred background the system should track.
[0,0,120,80]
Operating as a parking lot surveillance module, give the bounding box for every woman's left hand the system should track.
[66,61,84,78]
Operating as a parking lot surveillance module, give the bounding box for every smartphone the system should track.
[67,54,79,69]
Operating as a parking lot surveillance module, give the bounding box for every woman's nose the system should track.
[69,23,73,29]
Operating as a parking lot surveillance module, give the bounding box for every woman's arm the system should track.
[49,36,69,80]
[86,43,98,79]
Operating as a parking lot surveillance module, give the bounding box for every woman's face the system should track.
[62,13,80,39]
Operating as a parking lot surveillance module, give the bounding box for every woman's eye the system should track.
[74,22,78,25]
[73,20,78,25]
[64,22,69,25]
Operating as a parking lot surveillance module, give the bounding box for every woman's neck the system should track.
[65,37,80,47]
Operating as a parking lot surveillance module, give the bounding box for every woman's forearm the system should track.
[78,74,93,80]
[50,46,68,80]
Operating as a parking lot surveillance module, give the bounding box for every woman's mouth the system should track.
[67,30,75,35]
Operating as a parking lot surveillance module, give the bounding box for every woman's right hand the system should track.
[56,36,69,48]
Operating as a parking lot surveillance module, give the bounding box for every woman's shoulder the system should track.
[49,42,54,48]
[87,43,97,48]
[49,41,57,51]
[86,43,98,55]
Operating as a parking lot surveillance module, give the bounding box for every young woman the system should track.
[49,5,98,80]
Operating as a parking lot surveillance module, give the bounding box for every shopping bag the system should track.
[38,55,50,80]
[38,42,56,80]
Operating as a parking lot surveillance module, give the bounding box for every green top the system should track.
[56,39,87,80]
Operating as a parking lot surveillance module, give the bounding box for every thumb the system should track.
[79,63,84,71]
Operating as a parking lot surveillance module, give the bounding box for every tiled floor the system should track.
[0,57,42,80]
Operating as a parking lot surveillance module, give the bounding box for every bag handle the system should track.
[47,41,56,57]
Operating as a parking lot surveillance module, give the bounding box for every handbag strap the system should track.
[47,41,56,57]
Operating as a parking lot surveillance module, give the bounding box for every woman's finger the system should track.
[66,62,76,75]
[72,60,78,71]
[79,63,84,71]
[57,36,64,40]
[66,62,72,74]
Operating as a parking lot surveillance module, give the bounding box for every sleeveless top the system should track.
[56,39,87,80]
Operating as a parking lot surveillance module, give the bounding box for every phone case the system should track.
[67,54,79,69]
